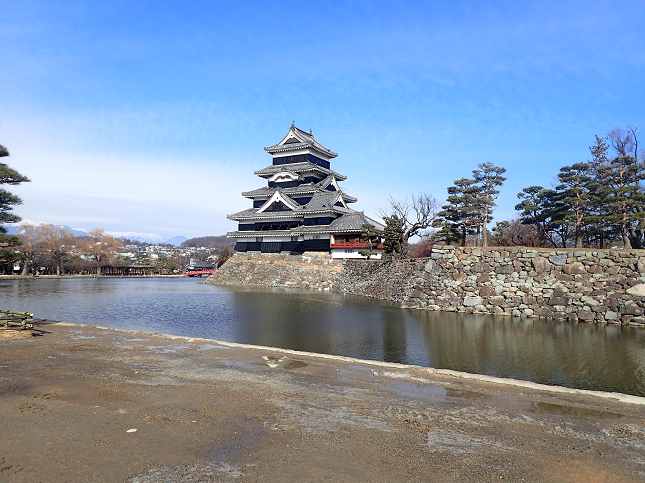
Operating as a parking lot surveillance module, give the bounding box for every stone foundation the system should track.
[205,251,342,290]
[335,246,645,326]
[208,247,645,326]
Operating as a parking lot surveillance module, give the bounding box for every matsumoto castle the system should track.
[227,123,385,259]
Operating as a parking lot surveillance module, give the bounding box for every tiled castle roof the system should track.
[254,162,347,181]
[242,175,357,203]
[264,123,338,159]
[227,212,384,238]
[227,190,354,221]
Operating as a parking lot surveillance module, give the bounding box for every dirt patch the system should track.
[0,328,37,339]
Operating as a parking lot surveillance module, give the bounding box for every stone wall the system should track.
[334,247,645,326]
[206,251,342,290]
[207,247,645,327]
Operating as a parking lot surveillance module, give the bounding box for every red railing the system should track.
[330,242,384,249]
[182,270,215,277]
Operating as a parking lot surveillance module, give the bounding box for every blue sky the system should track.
[2,0,644,240]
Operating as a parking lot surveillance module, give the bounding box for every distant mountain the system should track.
[111,232,164,244]
[3,220,191,246]
[165,236,188,246]
[64,226,88,237]
[1,220,88,236]
[2,219,38,234]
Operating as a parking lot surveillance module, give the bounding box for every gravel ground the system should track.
[1,322,644,482]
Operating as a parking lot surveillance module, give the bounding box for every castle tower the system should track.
[227,123,384,258]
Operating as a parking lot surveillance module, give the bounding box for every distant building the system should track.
[227,123,384,258]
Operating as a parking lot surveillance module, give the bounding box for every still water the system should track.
[1,277,644,396]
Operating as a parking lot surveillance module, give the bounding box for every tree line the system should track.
[515,127,643,248]
[4,224,124,276]
[378,126,642,258]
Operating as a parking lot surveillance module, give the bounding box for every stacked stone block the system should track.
[208,247,645,327]
[206,251,342,290]
[334,247,645,326]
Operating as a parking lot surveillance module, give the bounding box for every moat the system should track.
[1,277,644,396]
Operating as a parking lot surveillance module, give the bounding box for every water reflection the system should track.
[1,278,644,396]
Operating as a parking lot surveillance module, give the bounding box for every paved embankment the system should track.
[1,323,644,482]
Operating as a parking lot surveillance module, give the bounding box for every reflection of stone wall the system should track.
[334,247,645,326]
[208,247,645,326]
[206,252,342,290]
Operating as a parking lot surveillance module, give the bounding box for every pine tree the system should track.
[585,135,613,248]
[358,223,380,259]
[472,162,506,247]
[382,214,404,258]
[0,143,30,272]
[597,156,645,248]
[433,178,481,246]
[555,163,594,248]
[515,186,569,248]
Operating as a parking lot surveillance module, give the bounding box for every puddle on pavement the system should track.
[380,380,451,402]
[197,343,231,351]
[257,356,307,370]
[495,395,624,419]
[143,344,190,354]
[528,401,623,419]
[132,363,161,372]
[445,387,488,399]
[203,426,265,463]
[216,356,307,371]
[379,380,489,403]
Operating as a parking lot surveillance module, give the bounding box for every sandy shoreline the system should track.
[2,322,645,482]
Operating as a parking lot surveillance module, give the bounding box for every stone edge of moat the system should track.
[207,249,645,327]
[52,320,645,406]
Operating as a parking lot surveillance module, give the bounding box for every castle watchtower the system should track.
[227,123,384,258]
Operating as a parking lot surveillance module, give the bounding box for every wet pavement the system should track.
[1,322,645,482]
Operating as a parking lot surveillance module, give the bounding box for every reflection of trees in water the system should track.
[382,309,407,364]
[410,310,645,395]
[229,289,393,360]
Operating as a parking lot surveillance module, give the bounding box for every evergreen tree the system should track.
[433,178,481,246]
[515,186,569,248]
[597,156,645,248]
[589,135,610,170]
[585,136,612,248]
[473,162,506,247]
[358,223,380,259]
[0,143,30,272]
[555,163,594,248]
[382,214,404,258]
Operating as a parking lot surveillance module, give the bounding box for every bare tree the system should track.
[608,126,641,160]
[83,228,122,276]
[40,224,76,276]
[379,193,439,257]
[17,224,43,275]
[216,246,230,268]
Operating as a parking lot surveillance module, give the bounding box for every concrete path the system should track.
[1,323,644,482]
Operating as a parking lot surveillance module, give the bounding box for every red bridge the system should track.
[182,270,215,277]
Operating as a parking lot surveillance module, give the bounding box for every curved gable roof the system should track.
[264,123,338,159]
